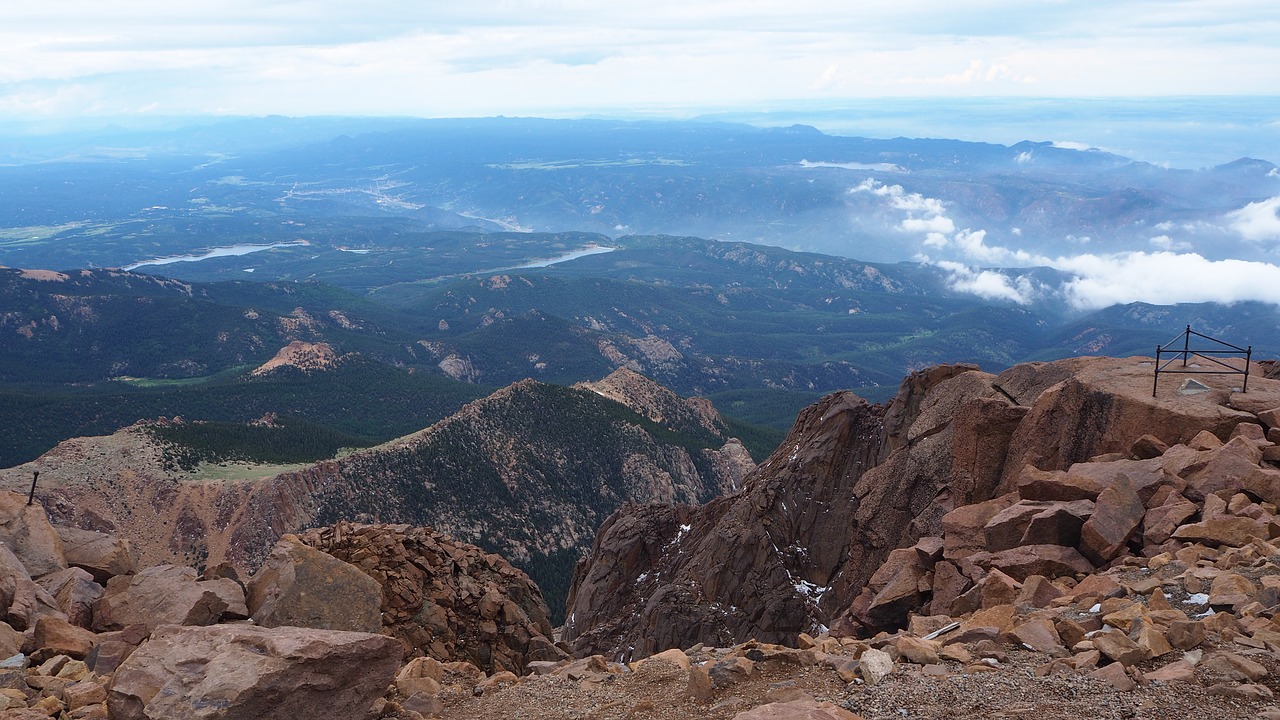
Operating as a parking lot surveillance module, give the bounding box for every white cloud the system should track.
[1057,252,1280,309]
[934,260,1038,304]
[1227,196,1280,242]
[901,216,955,235]
[2,1,1279,118]
[1148,235,1190,251]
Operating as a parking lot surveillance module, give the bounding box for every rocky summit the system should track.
[4,354,1280,719]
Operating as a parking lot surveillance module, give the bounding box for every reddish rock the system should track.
[106,624,403,720]
[247,536,382,634]
[891,635,941,666]
[54,527,138,584]
[1092,629,1145,666]
[1243,467,1280,506]
[33,567,101,629]
[967,545,1094,583]
[1089,662,1137,691]
[943,494,1020,560]
[1012,617,1064,654]
[1015,466,1101,502]
[31,615,96,660]
[1201,650,1269,681]
[1142,496,1199,546]
[1145,659,1197,684]
[0,543,65,631]
[1172,517,1266,547]
[1064,458,1176,505]
[1131,435,1169,459]
[90,565,238,633]
[0,491,66,577]
[926,561,971,617]
[1210,573,1259,608]
[1016,575,1064,608]
[300,522,560,674]
[983,500,1094,551]
[1180,438,1266,500]
[1079,477,1145,565]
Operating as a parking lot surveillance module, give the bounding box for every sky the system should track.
[3,1,1280,119]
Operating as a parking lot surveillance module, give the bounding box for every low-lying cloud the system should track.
[1228,196,1280,242]
[856,178,1280,311]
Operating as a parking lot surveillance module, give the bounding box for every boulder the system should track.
[53,527,139,584]
[34,567,102,629]
[0,491,66,578]
[1016,466,1102,502]
[966,545,1094,583]
[1079,477,1145,565]
[983,500,1093,551]
[1142,496,1199,546]
[1180,438,1265,500]
[0,543,65,630]
[1171,517,1266,547]
[247,536,382,633]
[106,624,403,720]
[31,615,96,660]
[91,565,242,633]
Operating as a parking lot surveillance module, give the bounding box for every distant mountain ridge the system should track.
[0,370,752,619]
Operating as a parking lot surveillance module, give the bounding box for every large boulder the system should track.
[247,536,382,633]
[34,567,102,628]
[106,624,403,720]
[0,491,66,578]
[92,565,246,633]
[54,526,139,584]
[0,543,65,630]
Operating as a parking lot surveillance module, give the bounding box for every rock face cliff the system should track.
[565,355,1280,659]
[0,370,751,616]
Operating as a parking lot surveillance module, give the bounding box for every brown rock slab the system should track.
[54,527,138,584]
[1012,617,1064,654]
[1142,497,1199,546]
[1131,435,1170,460]
[91,565,235,633]
[0,491,66,577]
[1079,477,1145,565]
[1092,629,1145,666]
[34,567,102,629]
[1089,662,1136,691]
[890,635,940,666]
[247,536,382,633]
[969,545,1094,583]
[1207,683,1275,701]
[106,624,403,720]
[1145,659,1198,684]
[31,616,95,660]
[1172,517,1266,547]
[1210,572,1259,608]
[1202,650,1269,681]
[1016,466,1102,502]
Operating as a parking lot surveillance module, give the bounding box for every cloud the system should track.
[1227,196,1280,242]
[935,261,1038,304]
[3,1,1279,118]
[1057,252,1280,309]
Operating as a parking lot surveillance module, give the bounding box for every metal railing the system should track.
[1152,325,1251,397]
